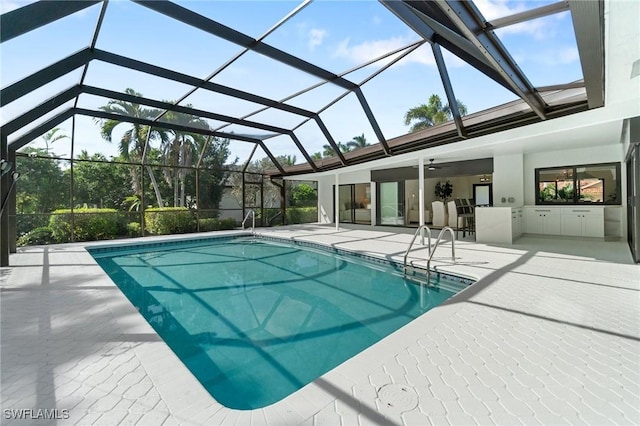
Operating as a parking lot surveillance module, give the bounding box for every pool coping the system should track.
[2,226,639,425]
[87,232,476,287]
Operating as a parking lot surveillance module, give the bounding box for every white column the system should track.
[418,157,425,225]
[370,182,376,226]
[335,172,340,231]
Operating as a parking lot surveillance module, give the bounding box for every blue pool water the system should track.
[90,236,463,409]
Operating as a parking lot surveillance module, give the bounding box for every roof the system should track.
[1,1,604,176]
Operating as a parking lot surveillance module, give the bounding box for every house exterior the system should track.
[283,0,639,261]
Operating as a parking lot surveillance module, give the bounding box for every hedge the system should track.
[127,222,142,237]
[145,207,196,235]
[198,217,236,232]
[286,207,318,224]
[49,208,127,243]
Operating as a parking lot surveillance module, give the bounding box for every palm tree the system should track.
[346,133,368,151]
[95,88,168,207]
[160,108,208,207]
[322,144,335,157]
[311,152,322,161]
[282,155,296,166]
[404,94,468,133]
[42,127,68,155]
[322,142,350,158]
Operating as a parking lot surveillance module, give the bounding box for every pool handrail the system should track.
[242,209,255,234]
[403,225,431,278]
[427,226,456,274]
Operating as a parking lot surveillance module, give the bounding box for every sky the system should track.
[1,0,583,167]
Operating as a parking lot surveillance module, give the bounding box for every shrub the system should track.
[17,227,54,247]
[286,207,318,224]
[17,214,51,236]
[218,217,236,230]
[197,217,236,232]
[127,222,141,237]
[290,183,317,207]
[49,208,126,243]
[198,218,219,232]
[145,207,196,235]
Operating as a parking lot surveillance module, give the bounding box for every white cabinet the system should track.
[524,208,561,235]
[604,206,622,238]
[584,215,604,238]
[524,206,608,238]
[560,214,582,236]
[560,208,604,238]
[511,208,523,238]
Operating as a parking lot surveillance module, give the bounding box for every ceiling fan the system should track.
[426,158,441,171]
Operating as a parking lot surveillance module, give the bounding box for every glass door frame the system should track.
[376,180,406,226]
[627,144,640,263]
[334,183,371,224]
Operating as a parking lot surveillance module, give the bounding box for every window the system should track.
[535,163,621,205]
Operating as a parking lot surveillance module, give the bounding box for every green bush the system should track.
[290,183,317,207]
[127,222,141,237]
[286,207,318,224]
[17,214,51,236]
[218,217,236,230]
[17,227,54,247]
[145,207,196,235]
[198,218,219,232]
[49,208,126,243]
[198,217,237,232]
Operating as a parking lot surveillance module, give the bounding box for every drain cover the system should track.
[377,384,418,412]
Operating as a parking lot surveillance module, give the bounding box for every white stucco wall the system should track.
[605,0,640,113]
[493,153,524,207]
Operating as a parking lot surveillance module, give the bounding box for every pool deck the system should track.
[1,225,639,425]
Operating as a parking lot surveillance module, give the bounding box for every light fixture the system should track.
[0,159,12,178]
[480,174,491,182]
[427,158,436,171]
[12,171,20,181]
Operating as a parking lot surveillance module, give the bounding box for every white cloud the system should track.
[0,1,28,14]
[540,46,580,65]
[514,45,579,67]
[475,0,524,21]
[334,35,435,67]
[476,0,562,39]
[308,28,327,52]
[557,47,579,64]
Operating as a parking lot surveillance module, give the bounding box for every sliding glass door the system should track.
[378,181,405,226]
[336,184,371,224]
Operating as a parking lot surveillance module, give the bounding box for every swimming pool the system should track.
[89,236,467,409]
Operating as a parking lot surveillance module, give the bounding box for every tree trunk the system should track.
[146,166,164,207]
[174,175,179,207]
[180,179,186,207]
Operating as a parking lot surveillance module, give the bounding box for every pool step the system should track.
[403,264,469,293]
[403,264,432,286]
